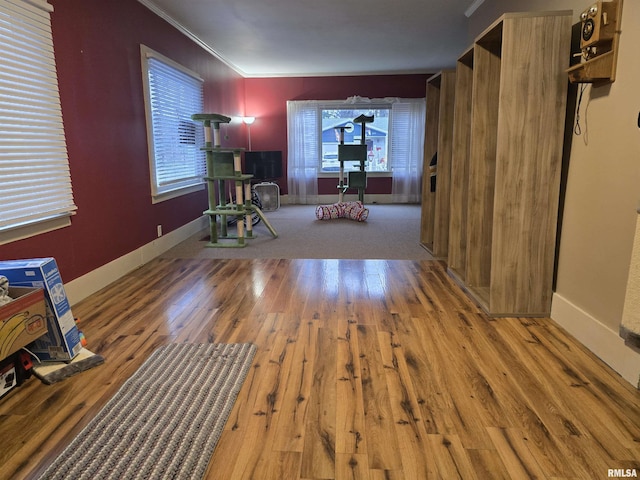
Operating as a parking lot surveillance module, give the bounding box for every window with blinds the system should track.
[0,0,76,242]
[141,45,205,202]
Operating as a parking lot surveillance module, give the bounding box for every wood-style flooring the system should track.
[1,258,639,479]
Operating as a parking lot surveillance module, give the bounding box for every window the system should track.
[321,107,390,173]
[287,97,425,204]
[0,0,77,244]
[141,45,205,202]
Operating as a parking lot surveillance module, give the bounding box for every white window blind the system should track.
[141,46,205,200]
[0,0,76,236]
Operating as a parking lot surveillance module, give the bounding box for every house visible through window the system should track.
[321,108,390,173]
[140,45,205,203]
[0,0,77,244]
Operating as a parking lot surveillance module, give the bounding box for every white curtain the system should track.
[287,101,319,204]
[390,99,426,203]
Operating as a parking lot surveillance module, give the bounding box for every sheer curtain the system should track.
[390,99,426,203]
[287,101,319,204]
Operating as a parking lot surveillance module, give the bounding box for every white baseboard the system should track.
[551,292,640,388]
[65,216,207,306]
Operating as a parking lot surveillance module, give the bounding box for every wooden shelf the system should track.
[445,11,572,317]
[567,50,616,84]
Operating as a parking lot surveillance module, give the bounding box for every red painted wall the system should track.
[0,2,429,287]
[244,75,430,195]
[0,0,246,282]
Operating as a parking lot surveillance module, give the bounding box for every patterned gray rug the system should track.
[38,343,256,480]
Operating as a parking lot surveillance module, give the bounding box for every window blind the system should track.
[144,52,204,197]
[0,0,76,234]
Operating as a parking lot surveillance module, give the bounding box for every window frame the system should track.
[318,102,393,178]
[287,97,425,204]
[317,100,393,178]
[140,45,205,204]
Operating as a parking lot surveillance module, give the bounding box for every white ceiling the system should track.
[138,0,478,77]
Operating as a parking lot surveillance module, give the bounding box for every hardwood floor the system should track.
[1,258,639,479]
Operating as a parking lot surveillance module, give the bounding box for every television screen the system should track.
[244,151,283,180]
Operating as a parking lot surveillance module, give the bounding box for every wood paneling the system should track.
[1,257,638,479]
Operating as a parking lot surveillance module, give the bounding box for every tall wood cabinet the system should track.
[446,11,572,316]
[420,70,456,259]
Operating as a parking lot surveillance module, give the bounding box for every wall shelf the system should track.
[567,49,616,84]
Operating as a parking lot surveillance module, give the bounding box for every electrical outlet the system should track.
[157,225,162,237]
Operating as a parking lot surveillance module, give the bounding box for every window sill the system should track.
[0,215,72,246]
[152,183,205,204]
[317,171,392,179]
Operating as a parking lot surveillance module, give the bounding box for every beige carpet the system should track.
[161,204,433,260]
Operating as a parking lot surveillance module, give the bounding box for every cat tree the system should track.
[191,113,277,247]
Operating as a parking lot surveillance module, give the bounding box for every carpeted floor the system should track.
[37,343,256,480]
[161,204,433,260]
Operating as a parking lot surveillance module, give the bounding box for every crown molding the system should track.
[137,0,247,77]
[464,0,486,17]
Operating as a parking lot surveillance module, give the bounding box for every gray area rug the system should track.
[162,204,433,260]
[38,343,256,480]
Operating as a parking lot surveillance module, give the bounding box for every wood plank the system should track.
[356,324,402,471]
[300,327,337,479]
[378,329,432,478]
[335,320,367,454]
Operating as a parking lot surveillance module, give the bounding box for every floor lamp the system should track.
[243,116,255,151]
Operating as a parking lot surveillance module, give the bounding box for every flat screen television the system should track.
[244,151,283,180]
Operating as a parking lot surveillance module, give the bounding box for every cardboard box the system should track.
[0,287,47,360]
[0,258,82,361]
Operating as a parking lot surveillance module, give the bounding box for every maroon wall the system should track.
[244,75,430,195]
[0,2,429,287]
[0,0,246,282]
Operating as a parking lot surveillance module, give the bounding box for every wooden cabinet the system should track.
[447,11,572,316]
[420,70,456,259]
